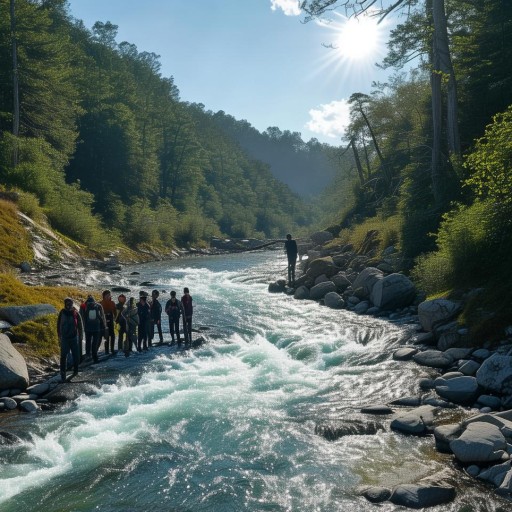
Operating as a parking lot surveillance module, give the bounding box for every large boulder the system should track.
[330,273,351,293]
[0,334,29,391]
[413,350,455,369]
[293,286,310,300]
[417,299,461,332]
[324,292,344,309]
[435,376,480,405]
[309,231,333,246]
[450,422,508,463]
[0,304,57,326]
[306,257,340,280]
[476,355,512,395]
[390,484,456,509]
[390,405,436,436]
[370,273,416,310]
[351,267,383,300]
[309,281,336,301]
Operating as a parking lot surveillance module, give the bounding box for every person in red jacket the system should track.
[100,290,118,355]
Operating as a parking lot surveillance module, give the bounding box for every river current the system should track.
[0,252,507,511]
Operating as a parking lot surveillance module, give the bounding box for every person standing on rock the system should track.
[57,298,83,382]
[81,295,106,364]
[284,234,298,286]
[149,289,164,346]
[122,297,139,356]
[181,287,193,345]
[136,291,151,351]
[115,294,127,351]
[100,289,118,355]
[165,290,182,346]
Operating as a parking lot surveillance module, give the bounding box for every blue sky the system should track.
[67,0,393,145]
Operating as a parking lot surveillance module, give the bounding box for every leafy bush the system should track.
[412,200,495,293]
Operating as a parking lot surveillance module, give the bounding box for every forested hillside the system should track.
[0,0,317,251]
[301,0,512,336]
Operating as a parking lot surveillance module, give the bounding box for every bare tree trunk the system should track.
[350,138,365,186]
[429,0,444,208]
[433,0,461,157]
[10,0,19,166]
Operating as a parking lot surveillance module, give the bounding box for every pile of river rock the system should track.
[269,230,512,508]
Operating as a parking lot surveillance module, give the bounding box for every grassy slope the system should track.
[0,200,87,361]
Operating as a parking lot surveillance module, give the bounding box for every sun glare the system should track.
[335,16,381,61]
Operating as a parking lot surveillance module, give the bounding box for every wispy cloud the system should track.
[270,0,301,16]
[305,99,350,139]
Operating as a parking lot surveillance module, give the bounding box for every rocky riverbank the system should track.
[268,230,512,508]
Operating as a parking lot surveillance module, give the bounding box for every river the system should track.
[0,252,507,511]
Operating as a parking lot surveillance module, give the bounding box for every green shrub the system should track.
[412,200,495,293]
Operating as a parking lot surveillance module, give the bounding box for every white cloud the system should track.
[305,99,351,139]
[270,0,301,16]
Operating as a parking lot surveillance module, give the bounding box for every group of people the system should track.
[56,287,194,382]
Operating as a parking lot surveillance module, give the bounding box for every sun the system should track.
[335,16,381,61]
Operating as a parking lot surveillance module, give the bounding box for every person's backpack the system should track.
[61,310,78,339]
[84,302,101,330]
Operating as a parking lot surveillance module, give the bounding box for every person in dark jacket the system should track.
[284,233,298,286]
[165,290,182,346]
[115,294,127,351]
[181,287,193,345]
[80,295,106,363]
[149,289,164,346]
[122,297,139,356]
[57,298,83,382]
[136,291,151,351]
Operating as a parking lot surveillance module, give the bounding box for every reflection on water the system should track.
[0,253,507,511]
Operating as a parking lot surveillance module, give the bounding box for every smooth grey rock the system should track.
[323,291,344,309]
[366,306,380,316]
[268,282,285,293]
[361,486,391,503]
[306,257,339,280]
[19,261,32,273]
[0,304,57,326]
[477,395,502,410]
[498,470,512,495]
[476,355,512,394]
[390,484,456,509]
[370,273,416,310]
[390,405,436,436]
[466,465,481,477]
[19,400,39,413]
[353,301,370,315]
[444,348,473,360]
[418,299,461,332]
[419,378,435,390]
[459,359,481,376]
[309,231,333,245]
[0,333,29,391]
[434,423,463,453]
[26,382,51,396]
[389,397,422,407]
[330,273,351,293]
[293,286,310,300]
[352,267,383,300]
[450,422,507,463]
[480,407,493,414]
[478,460,512,487]
[309,281,336,301]
[0,320,12,330]
[360,404,394,415]
[473,349,492,362]
[393,347,418,361]
[314,274,329,285]
[411,332,435,345]
[413,350,454,369]
[435,376,480,405]
[0,397,17,410]
[422,397,456,408]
